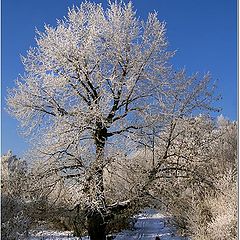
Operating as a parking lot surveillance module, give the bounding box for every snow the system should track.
[29,229,87,240]
[29,209,188,240]
[114,209,187,240]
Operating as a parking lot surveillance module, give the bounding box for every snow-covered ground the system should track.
[29,209,188,240]
[114,209,187,240]
[29,229,82,240]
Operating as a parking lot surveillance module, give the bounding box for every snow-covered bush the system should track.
[173,172,237,240]
[161,117,237,239]
[205,172,237,240]
[1,151,31,239]
[1,210,30,240]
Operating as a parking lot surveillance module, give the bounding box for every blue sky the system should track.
[2,0,237,156]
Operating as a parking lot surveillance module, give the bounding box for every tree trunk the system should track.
[87,211,107,240]
[86,122,108,240]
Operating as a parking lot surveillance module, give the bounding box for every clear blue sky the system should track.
[2,0,237,156]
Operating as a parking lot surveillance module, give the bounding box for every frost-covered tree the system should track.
[7,2,218,239]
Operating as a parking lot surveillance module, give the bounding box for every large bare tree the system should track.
[7,2,218,239]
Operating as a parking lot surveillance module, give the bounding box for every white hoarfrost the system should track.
[7,1,219,239]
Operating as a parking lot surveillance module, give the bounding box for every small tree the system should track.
[7,2,218,239]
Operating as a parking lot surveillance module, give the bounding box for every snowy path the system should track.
[115,209,187,240]
[29,209,187,240]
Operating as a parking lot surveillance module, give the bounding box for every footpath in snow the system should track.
[29,209,188,240]
[114,208,187,240]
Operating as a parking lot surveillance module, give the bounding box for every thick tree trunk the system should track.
[92,122,107,203]
[86,122,108,240]
[87,211,107,240]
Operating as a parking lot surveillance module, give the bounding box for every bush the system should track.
[1,196,30,240]
[155,117,237,239]
[1,151,31,239]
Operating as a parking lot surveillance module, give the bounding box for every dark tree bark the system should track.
[87,210,107,240]
[86,122,108,240]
